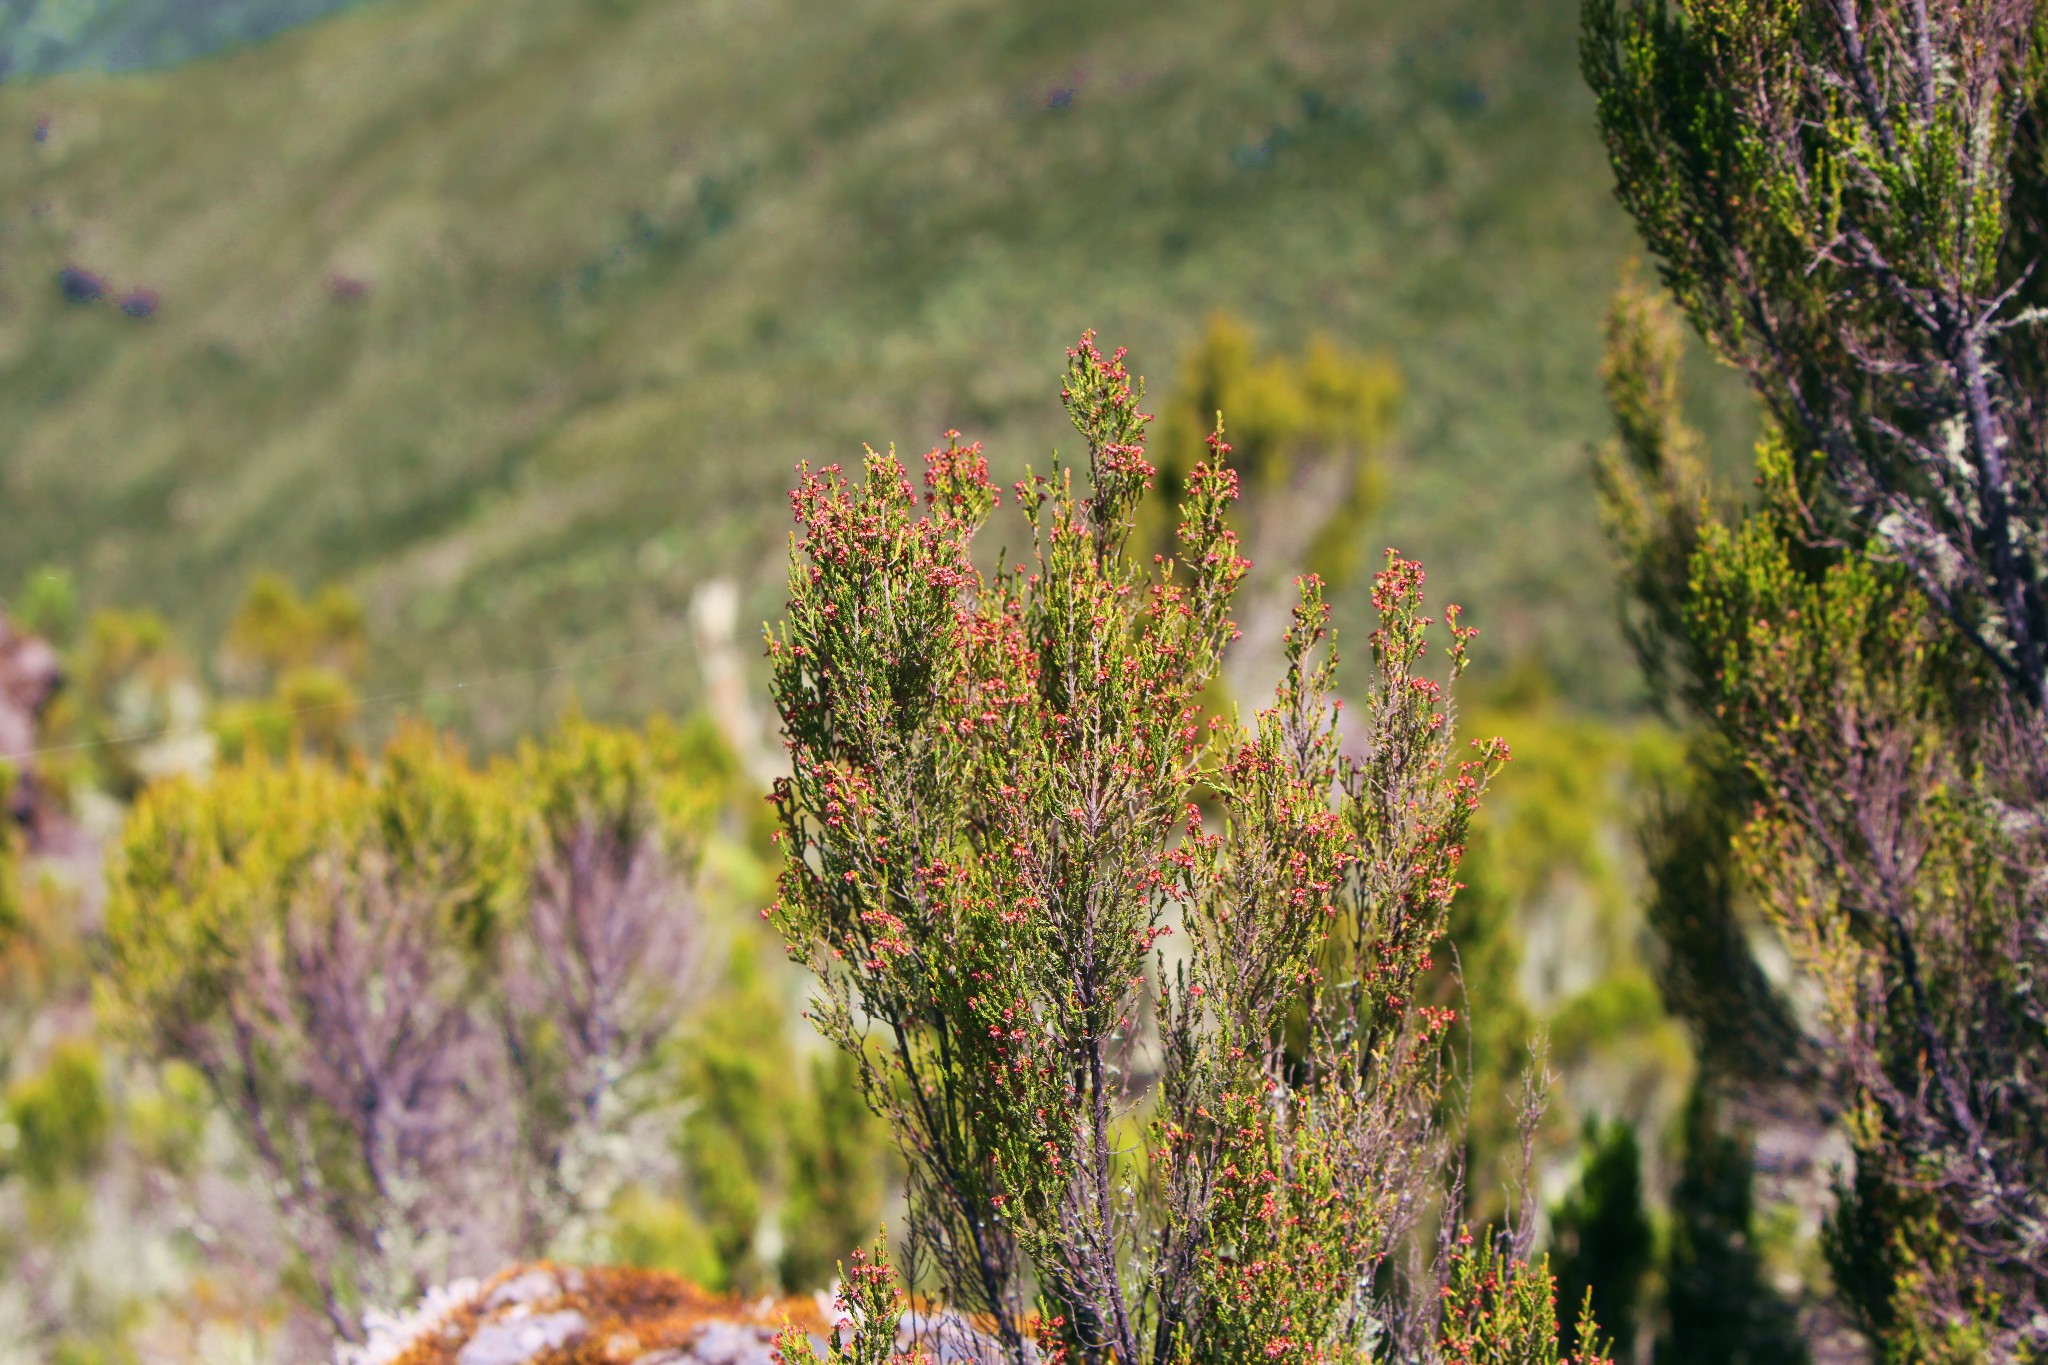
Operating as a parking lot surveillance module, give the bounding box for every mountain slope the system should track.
[0,0,1747,742]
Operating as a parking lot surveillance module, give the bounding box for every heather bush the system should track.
[766,336,1601,1364]
[1584,3,2048,1352]
[1585,0,2048,707]
[100,717,706,1341]
[1,1041,110,1191]
[23,571,376,803]
[1436,1233,1612,1365]
[1597,268,2048,1363]
[774,1236,929,1365]
[47,608,202,800]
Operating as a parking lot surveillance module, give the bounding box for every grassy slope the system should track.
[0,0,1750,744]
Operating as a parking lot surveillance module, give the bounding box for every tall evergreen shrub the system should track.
[1584,4,2048,1355]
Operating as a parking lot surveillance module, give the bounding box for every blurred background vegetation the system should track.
[0,0,1821,1362]
[0,0,1763,745]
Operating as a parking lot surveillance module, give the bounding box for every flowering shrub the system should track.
[773,1237,933,1365]
[1436,1232,1611,1365]
[767,336,1567,1363]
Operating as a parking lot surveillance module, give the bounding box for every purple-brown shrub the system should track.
[100,718,706,1342]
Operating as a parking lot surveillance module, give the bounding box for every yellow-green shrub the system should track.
[101,717,709,1343]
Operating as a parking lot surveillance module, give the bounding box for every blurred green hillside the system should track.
[0,0,1750,744]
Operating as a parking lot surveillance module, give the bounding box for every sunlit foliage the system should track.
[766,336,1592,1364]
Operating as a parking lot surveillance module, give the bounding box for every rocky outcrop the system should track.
[342,1265,1023,1365]
[339,1266,816,1365]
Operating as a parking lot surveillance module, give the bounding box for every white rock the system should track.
[484,1269,562,1313]
[456,1309,589,1365]
[684,1319,781,1364]
[336,1278,485,1365]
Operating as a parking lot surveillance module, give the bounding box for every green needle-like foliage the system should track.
[1585,0,2048,708]
[774,1235,930,1365]
[1583,5,2048,1354]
